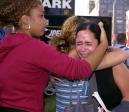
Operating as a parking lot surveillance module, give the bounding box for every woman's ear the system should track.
[21,15,30,24]
[20,15,30,30]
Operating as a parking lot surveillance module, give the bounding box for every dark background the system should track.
[45,15,112,45]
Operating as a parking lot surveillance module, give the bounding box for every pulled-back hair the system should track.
[0,0,42,27]
[76,22,101,44]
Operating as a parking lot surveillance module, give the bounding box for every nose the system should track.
[44,18,49,27]
[81,44,87,51]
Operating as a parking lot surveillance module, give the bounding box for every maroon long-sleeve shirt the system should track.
[0,33,92,112]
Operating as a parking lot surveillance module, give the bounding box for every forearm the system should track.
[97,49,129,70]
[112,63,129,100]
[85,43,107,71]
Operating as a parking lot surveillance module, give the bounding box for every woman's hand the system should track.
[50,75,64,86]
[98,22,108,48]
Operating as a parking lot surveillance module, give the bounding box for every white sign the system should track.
[43,0,72,9]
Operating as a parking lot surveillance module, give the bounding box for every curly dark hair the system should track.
[0,0,41,27]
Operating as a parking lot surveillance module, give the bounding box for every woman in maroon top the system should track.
[0,0,109,112]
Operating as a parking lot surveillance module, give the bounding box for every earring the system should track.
[28,24,30,30]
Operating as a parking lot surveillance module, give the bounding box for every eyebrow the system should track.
[76,41,92,44]
[75,41,82,43]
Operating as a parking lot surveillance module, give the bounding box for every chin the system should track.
[80,56,86,59]
[81,55,88,59]
[38,31,44,36]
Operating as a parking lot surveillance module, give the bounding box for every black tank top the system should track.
[95,67,122,110]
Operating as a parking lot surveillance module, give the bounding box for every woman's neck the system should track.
[15,29,31,37]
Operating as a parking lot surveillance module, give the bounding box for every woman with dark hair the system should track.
[76,22,129,112]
